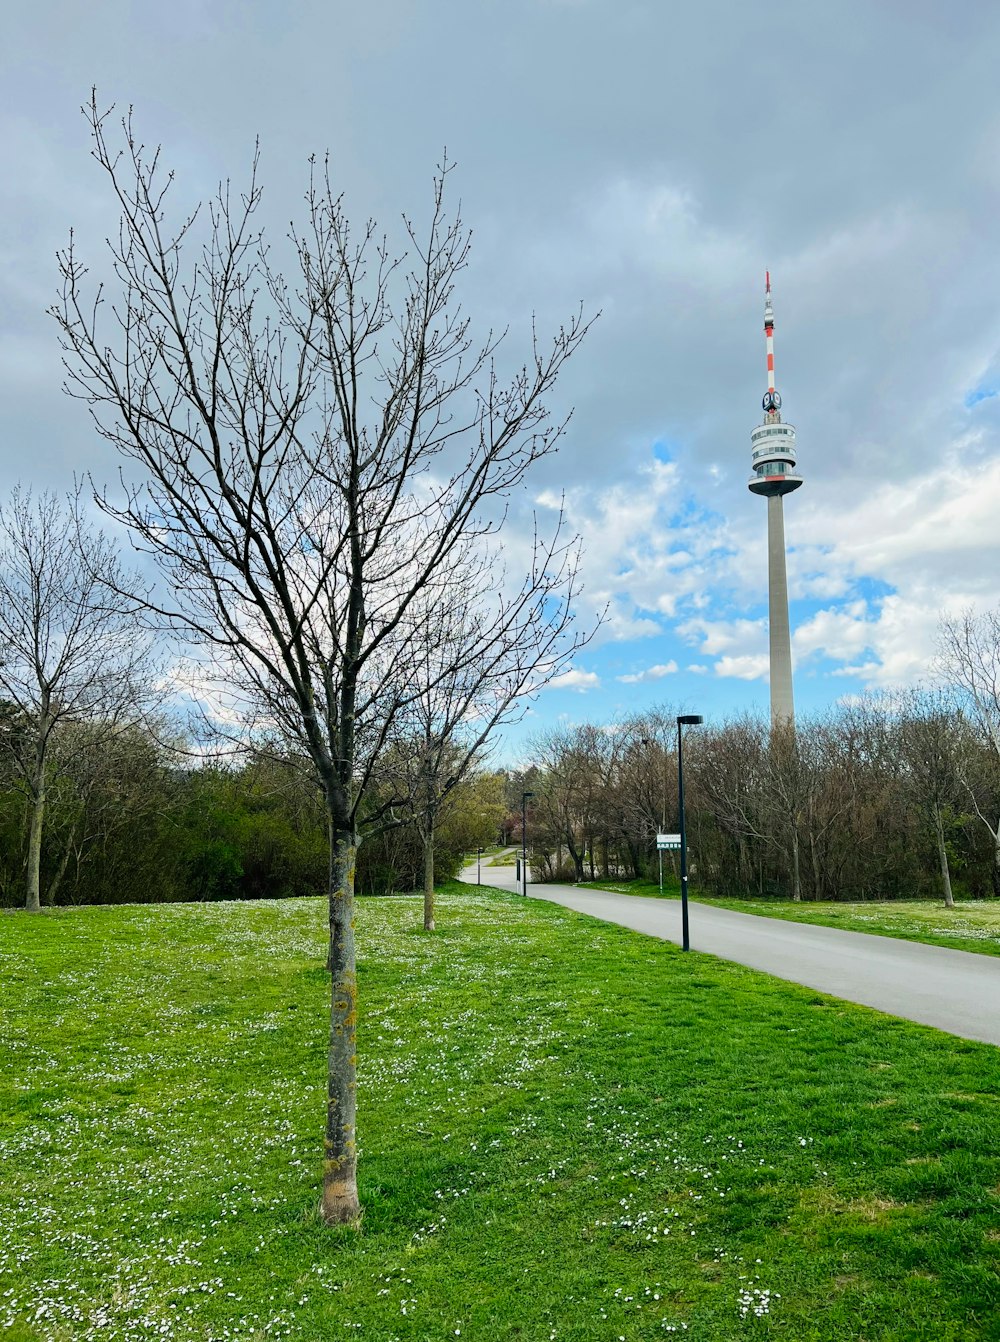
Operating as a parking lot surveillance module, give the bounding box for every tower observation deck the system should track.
[749,273,802,497]
[749,273,801,727]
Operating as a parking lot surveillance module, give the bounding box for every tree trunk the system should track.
[625,836,642,880]
[423,816,436,932]
[46,824,76,906]
[790,824,802,902]
[809,828,822,903]
[322,822,361,1226]
[934,805,955,908]
[25,733,47,913]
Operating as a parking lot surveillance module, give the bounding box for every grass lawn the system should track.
[3,883,1000,1340]
[576,879,1000,960]
[485,851,518,867]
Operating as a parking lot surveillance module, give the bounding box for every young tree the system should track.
[938,608,1000,894]
[383,554,588,929]
[693,716,772,896]
[53,98,591,1224]
[0,488,157,911]
[895,688,968,908]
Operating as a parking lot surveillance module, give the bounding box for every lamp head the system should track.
[677,715,703,726]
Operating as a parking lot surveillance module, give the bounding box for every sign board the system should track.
[657,833,681,851]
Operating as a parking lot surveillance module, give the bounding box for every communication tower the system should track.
[748,273,801,726]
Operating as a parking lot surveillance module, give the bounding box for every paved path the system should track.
[461,859,1000,1046]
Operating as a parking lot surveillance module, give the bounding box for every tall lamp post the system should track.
[676,715,703,951]
[521,791,534,896]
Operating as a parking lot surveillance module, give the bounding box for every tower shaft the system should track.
[767,494,795,725]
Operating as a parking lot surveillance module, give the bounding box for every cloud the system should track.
[678,616,768,658]
[714,654,770,682]
[545,667,601,692]
[617,661,678,684]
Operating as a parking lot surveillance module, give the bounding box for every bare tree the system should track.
[937,608,1000,894]
[391,568,591,929]
[0,487,157,911]
[894,688,969,908]
[694,716,773,895]
[52,97,592,1224]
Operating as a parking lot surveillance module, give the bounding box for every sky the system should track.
[4,0,1000,753]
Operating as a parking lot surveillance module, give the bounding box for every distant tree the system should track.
[391,577,589,929]
[354,768,505,895]
[763,723,810,901]
[53,98,591,1224]
[530,725,608,882]
[693,716,772,896]
[437,771,507,867]
[0,488,158,911]
[938,608,1000,895]
[894,688,969,908]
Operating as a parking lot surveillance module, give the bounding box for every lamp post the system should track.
[676,714,703,951]
[477,847,483,884]
[521,791,534,896]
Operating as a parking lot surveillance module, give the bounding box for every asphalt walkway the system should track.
[461,858,1000,1046]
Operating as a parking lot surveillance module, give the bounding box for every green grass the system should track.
[463,846,506,862]
[577,877,679,898]
[697,897,1000,961]
[485,851,518,867]
[3,883,1000,1340]
[576,878,1000,959]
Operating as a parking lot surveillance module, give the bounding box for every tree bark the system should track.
[790,824,802,902]
[809,829,823,903]
[566,831,585,882]
[25,779,45,912]
[25,714,49,912]
[46,823,76,906]
[934,805,955,908]
[322,823,361,1226]
[423,815,436,932]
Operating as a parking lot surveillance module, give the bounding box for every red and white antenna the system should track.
[750,271,800,499]
[763,271,778,410]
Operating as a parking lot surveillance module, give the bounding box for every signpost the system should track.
[656,834,680,893]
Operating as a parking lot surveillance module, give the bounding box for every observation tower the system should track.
[748,272,801,726]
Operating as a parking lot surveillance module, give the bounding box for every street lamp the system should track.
[521,791,534,896]
[477,847,483,884]
[676,714,703,951]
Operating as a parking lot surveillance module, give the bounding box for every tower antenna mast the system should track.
[749,272,802,726]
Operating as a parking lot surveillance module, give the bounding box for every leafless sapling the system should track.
[0,487,158,911]
[52,96,592,1224]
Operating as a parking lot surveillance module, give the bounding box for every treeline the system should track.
[0,711,504,908]
[523,690,1000,903]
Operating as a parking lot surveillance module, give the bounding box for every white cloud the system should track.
[714,654,770,682]
[545,667,601,692]
[678,616,767,657]
[617,661,678,684]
